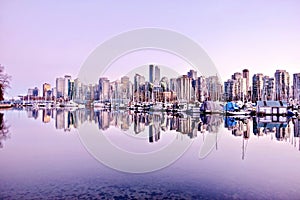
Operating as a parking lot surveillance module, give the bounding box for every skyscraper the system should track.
[224,79,236,101]
[64,75,72,100]
[134,74,145,102]
[252,73,264,102]
[275,70,290,101]
[98,77,110,102]
[262,76,274,100]
[42,83,51,100]
[206,75,222,101]
[197,76,208,102]
[176,75,192,102]
[56,77,65,98]
[187,70,197,80]
[242,69,250,92]
[293,73,300,102]
[149,64,154,83]
[154,66,160,83]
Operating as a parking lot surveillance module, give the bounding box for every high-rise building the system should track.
[42,83,51,99]
[188,70,198,102]
[52,87,57,98]
[206,75,222,101]
[242,69,250,91]
[98,77,110,102]
[56,77,65,98]
[275,70,290,101]
[32,87,39,97]
[64,75,72,100]
[231,72,246,101]
[154,66,160,83]
[149,65,154,83]
[134,74,145,102]
[187,70,197,80]
[293,73,300,102]
[176,75,192,102]
[121,76,132,101]
[262,76,274,100]
[224,79,236,101]
[197,76,208,102]
[252,73,264,102]
[170,78,177,92]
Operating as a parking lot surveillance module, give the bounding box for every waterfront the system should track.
[1,108,300,199]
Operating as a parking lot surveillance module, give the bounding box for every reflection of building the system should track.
[42,109,51,123]
[96,111,111,130]
[294,119,300,138]
[56,109,64,129]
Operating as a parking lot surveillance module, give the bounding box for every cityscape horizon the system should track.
[6,64,300,104]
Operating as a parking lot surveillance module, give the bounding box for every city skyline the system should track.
[1,1,300,98]
[18,64,300,105]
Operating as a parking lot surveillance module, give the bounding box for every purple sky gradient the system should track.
[1,0,300,98]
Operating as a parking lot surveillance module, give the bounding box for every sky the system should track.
[1,0,300,98]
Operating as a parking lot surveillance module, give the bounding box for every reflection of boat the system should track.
[92,101,111,110]
[226,111,251,116]
[200,101,223,114]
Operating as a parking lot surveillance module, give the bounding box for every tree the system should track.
[0,65,11,101]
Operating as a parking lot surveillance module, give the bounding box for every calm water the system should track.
[1,108,300,199]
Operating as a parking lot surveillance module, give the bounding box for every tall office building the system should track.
[275,70,290,101]
[224,79,236,101]
[293,73,300,102]
[187,70,197,80]
[134,74,145,102]
[149,65,154,83]
[64,75,72,100]
[154,66,160,83]
[176,75,192,102]
[206,75,222,101]
[169,78,177,92]
[42,83,51,100]
[197,76,208,102]
[98,77,110,102]
[242,69,250,92]
[252,73,264,102]
[56,77,65,98]
[262,76,274,100]
[231,72,246,101]
[121,76,132,101]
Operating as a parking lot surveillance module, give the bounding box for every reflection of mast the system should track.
[215,131,218,150]
[242,137,248,160]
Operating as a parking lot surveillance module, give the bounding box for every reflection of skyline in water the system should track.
[20,108,300,151]
[0,113,10,148]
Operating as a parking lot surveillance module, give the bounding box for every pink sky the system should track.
[1,0,300,98]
